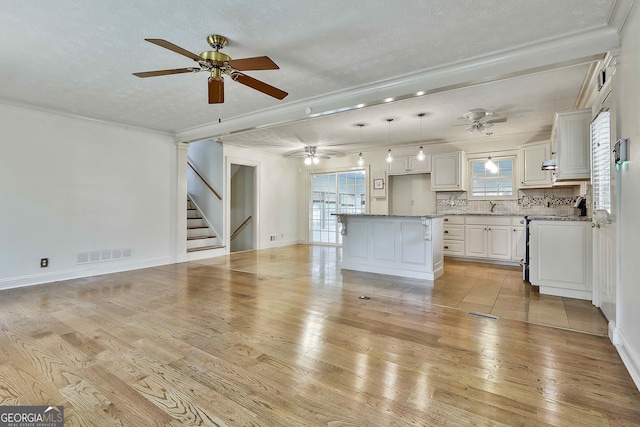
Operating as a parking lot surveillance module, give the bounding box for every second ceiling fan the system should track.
[133,34,288,104]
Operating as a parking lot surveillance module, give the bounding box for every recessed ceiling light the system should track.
[384,97,394,103]
[416,91,426,96]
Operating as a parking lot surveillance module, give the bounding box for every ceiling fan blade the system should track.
[228,56,279,71]
[208,77,224,104]
[133,68,199,78]
[232,73,288,100]
[485,117,507,124]
[145,38,202,62]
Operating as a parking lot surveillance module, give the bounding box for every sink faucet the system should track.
[489,201,497,213]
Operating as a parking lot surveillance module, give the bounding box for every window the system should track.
[309,171,366,244]
[469,157,515,199]
[591,110,611,214]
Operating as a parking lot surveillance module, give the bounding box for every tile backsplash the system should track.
[436,184,591,216]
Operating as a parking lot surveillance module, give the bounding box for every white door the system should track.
[465,226,487,258]
[591,108,617,324]
[487,226,511,260]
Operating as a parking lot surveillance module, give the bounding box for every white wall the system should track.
[0,103,177,289]
[187,140,224,236]
[224,145,299,248]
[616,0,640,389]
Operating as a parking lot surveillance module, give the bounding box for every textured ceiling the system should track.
[0,0,626,154]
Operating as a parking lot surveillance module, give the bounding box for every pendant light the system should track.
[485,132,498,173]
[356,123,365,166]
[416,113,426,161]
[385,118,393,163]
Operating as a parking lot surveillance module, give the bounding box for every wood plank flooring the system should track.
[0,244,638,426]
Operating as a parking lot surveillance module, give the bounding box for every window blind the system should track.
[591,110,611,213]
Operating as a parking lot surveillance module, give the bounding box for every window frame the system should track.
[466,155,518,201]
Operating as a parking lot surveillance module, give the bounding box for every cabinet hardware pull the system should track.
[444,230,449,234]
[444,246,449,249]
[444,218,449,221]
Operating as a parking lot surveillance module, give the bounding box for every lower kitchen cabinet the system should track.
[529,220,592,300]
[465,217,512,260]
[444,215,524,265]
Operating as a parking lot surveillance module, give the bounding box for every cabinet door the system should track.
[519,141,552,188]
[487,226,511,260]
[408,155,431,173]
[529,221,592,295]
[465,225,487,258]
[554,109,591,180]
[511,227,525,262]
[388,156,409,173]
[432,152,465,191]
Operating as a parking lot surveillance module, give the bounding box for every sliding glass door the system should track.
[310,170,366,244]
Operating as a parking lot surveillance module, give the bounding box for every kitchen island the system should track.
[335,214,444,280]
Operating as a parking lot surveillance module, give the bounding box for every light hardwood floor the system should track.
[0,244,638,426]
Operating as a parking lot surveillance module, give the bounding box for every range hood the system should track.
[541,159,557,170]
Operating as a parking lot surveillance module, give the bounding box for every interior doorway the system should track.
[229,164,256,253]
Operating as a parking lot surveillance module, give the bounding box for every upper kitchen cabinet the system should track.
[431,152,467,191]
[552,109,592,181]
[519,141,553,188]
[388,155,431,174]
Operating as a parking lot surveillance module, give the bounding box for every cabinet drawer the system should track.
[465,216,510,226]
[443,215,465,225]
[443,224,464,240]
[443,240,465,256]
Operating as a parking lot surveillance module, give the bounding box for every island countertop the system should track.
[334,213,444,218]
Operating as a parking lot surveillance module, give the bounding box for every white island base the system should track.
[336,214,444,281]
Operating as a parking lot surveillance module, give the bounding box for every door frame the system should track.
[226,156,260,252]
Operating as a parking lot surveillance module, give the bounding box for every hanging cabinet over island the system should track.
[335,214,444,280]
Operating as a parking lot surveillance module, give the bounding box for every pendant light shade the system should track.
[416,113,426,161]
[385,118,394,163]
[485,132,498,173]
[356,123,365,166]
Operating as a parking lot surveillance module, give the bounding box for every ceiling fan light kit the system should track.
[133,34,288,104]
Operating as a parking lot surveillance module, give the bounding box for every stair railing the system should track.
[187,161,222,200]
[230,216,252,241]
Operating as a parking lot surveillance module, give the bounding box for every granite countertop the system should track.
[442,213,523,217]
[526,215,592,221]
[334,213,444,218]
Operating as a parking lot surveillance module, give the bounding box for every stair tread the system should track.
[187,245,225,253]
[187,226,208,230]
[187,235,217,240]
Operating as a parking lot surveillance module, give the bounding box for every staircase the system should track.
[187,197,224,253]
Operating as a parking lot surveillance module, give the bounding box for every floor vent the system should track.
[467,312,499,320]
[76,248,133,265]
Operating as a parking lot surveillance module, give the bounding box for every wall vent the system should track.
[76,248,133,265]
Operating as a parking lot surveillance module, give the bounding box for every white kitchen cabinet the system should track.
[519,141,553,188]
[464,216,512,260]
[431,152,466,191]
[529,220,592,299]
[388,155,431,174]
[552,109,591,181]
[511,217,525,263]
[443,215,465,257]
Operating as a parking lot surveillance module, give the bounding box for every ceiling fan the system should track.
[133,34,288,104]
[455,108,507,134]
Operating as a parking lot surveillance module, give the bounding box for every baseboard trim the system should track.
[0,256,174,291]
[617,328,640,392]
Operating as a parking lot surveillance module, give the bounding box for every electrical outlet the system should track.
[40,258,49,268]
